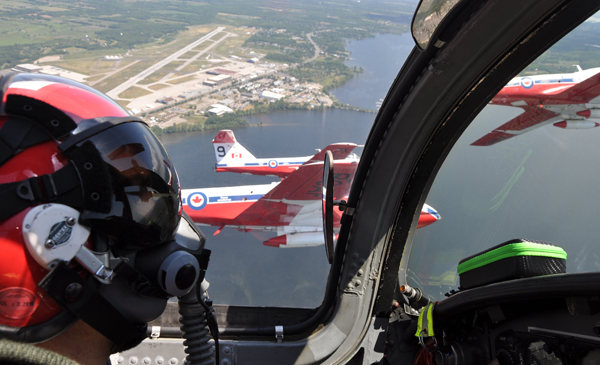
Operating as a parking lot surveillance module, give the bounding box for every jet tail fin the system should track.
[213,130,257,166]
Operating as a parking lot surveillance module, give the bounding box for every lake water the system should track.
[160,33,414,307]
[331,33,415,110]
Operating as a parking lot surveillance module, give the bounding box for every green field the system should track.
[169,75,196,84]
[214,32,252,55]
[149,84,169,90]
[94,60,157,93]
[1,0,414,70]
[138,70,171,85]
[181,61,211,72]
[181,51,199,59]
[95,60,119,71]
[185,114,207,124]
[119,86,152,99]
[85,74,105,82]
[166,61,185,69]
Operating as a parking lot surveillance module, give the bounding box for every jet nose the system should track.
[417,204,441,229]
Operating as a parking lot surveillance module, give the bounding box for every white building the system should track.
[13,64,42,73]
[203,74,231,86]
[208,104,234,116]
[260,91,285,101]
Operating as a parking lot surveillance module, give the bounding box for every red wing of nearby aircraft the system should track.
[212,129,359,177]
[472,67,600,146]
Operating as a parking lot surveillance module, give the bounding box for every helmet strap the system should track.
[0,117,53,165]
[0,139,114,222]
[5,95,77,140]
[0,163,82,221]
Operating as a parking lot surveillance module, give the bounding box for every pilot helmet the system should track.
[0,71,205,351]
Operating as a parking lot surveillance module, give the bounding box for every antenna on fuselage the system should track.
[573,65,583,72]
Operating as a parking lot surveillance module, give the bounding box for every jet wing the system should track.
[307,143,359,164]
[473,70,600,146]
[491,71,600,106]
[232,160,358,227]
[547,71,600,104]
[471,106,559,146]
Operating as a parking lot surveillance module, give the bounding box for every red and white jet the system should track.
[183,139,440,248]
[472,66,600,146]
[213,129,360,177]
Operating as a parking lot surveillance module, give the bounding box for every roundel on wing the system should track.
[268,160,278,168]
[188,192,208,210]
[520,77,534,89]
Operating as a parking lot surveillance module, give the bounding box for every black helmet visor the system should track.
[73,121,181,250]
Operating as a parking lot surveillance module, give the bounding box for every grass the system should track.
[184,114,207,124]
[115,100,130,108]
[118,86,152,99]
[245,46,277,56]
[140,25,222,57]
[53,59,97,74]
[61,47,129,61]
[85,74,105,82]
[93,60,157,93]
[181,61,211,72]
[214,33,250,55]
[138,70,171,85]
[169,75,197,84]
[216,13,260,20]
[149,84,169,90]
[166,61,185,69]
[0,9,117,48]
[37,5,70,12]
[95,60,119,70]
[181,51,199,59]
[0,22,56,46]
[193,45,212,51]
[0,0,31,10]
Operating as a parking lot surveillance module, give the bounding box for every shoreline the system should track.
[152,101,377,137]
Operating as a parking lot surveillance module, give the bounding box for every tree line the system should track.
[1,0,409,69]
[150,113,248,137]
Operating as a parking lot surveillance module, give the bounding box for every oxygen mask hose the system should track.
[178,281,215,365]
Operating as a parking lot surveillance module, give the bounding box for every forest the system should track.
[3,0,597,74]
[289,60,363,93]
[522,21,600,74]
[0,0,410,69]
[150,113,248,136]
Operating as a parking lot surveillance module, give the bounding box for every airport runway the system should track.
[157,32,233,84]
[107,27,226,99]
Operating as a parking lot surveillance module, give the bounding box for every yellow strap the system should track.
[415,303,435,337]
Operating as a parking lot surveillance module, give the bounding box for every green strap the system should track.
[415,303,435,337]
[0,339,81,365]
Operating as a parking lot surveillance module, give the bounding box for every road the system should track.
[106,27,226,99]
[305,33,321,63]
